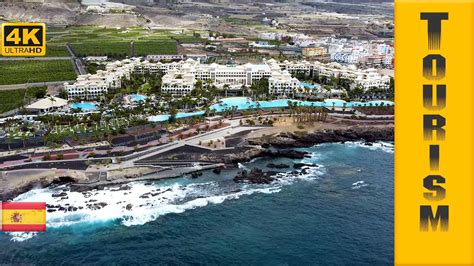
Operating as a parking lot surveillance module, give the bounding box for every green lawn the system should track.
[0,60,77,85]
[0,87,47,113]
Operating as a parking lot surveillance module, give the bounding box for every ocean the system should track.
[0,142,394,265]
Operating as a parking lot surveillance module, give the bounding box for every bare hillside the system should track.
[0,2,80,24]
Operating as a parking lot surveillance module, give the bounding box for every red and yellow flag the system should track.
[1,202,46,232]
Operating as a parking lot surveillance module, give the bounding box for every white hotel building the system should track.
[65,58,390,100]
[275,60,391,90]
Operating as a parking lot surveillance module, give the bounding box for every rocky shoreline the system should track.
[0,126,393,200]
[248,126,394,148]
[224,126,393,163]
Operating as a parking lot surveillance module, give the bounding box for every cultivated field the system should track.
[46,45,70,57]
[0,60,77,85]
[46,26,200,57]
[0,87,47,114]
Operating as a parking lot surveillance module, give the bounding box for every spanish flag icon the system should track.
[1,202,46,232]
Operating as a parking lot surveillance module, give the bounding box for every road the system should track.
[0,57,72,61]
[0,80,76,90]
[66,43,87,75]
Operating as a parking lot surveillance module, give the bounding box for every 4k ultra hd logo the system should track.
[1,23,46,56]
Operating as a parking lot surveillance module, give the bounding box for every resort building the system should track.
[268,71,300,96]
[146,54,185,61]
[64,57,391,100]
[64,60,135,100]
[26,97,68,115]
[161,70,196,97]
[354,68,391,90]
[275,59,391,90]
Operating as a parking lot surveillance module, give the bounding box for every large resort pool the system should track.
[212,97,393,111]
[148,97,394,122]
[70,102,97,111]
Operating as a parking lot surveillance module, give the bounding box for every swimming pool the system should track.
[130,94,147,102]
[211,97,393,110]
[300,82,321,90]
[70,102,97,111]
[148,97,394,122]
[148,111,206,122]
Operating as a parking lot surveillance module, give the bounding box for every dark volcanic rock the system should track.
[293,163,319,169]
[249,127,394,148]
[52,192,68,198]
[126,204,133,210]
[233,168,278,184]
[111,185,131,192]
[263,149,309,159]
[88,202,108,210]
[266,163,290,169]
[212,168,222,174]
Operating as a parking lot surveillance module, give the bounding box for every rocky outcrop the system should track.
[224,146,266,163]
[248,127,394,148]
[233,168,278,184]
[293,163,319,169]
[262,149,309,159]
[266,163,290,169]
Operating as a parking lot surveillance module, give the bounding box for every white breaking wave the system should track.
[9,162,323,242]
[344,141,394,154]
[351,180,368,190]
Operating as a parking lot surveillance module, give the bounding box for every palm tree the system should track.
[6,133,14,151]
[21,131,28,150]
[223,84,230,98]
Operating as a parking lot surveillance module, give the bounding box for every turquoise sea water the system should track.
[0,143,393,264]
